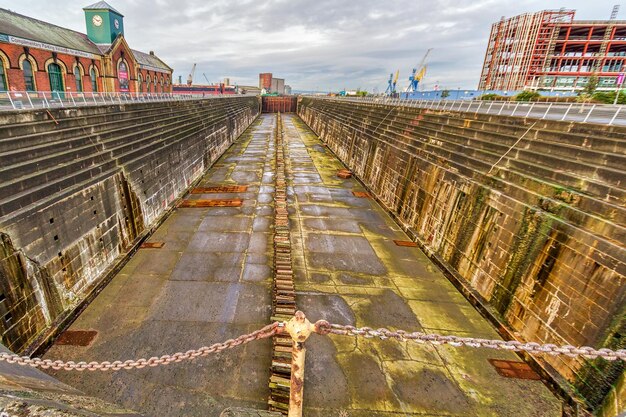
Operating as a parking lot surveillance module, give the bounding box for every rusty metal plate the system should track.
[179,199,243,208]
[337,169,352,179]
[488,359,541,380]
[191,186,248,194]
[141,241,165,249]
[393,240,418,247]
[55,330,98,347]
[352,191,371,198]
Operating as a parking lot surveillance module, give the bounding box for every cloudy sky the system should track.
[0,0,613,91]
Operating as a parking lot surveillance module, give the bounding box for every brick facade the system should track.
[0,39,171,94]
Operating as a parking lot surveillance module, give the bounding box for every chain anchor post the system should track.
[284,311,315,417]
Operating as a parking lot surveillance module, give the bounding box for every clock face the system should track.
[92,15,102,27]
[114,19,120,29]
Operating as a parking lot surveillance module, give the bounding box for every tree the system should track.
[441,90,450,99]
[515,91,541,102]
[584,74,599,96]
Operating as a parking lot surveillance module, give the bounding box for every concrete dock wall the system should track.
[298,97,625,412]
[0,97,259,354]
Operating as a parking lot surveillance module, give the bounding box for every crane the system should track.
[203,73,210,84]
[405,48,433,93]
[384,70,400,96]
[187,63,196,86]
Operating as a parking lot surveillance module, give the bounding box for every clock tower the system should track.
[84,1,124,44]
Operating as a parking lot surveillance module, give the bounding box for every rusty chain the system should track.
[1,318,624,371]
[0,322,280,371]
[314,321,626,361]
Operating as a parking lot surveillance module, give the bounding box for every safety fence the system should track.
[0,90,255,111]
[308,96,626,126]
[0,312,624,415]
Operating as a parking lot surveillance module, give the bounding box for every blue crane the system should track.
[384,70,400,96]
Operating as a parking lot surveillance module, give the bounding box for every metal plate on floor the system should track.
[352,191,371,198]
[488,359,541,380]
[337,169,352,179]
[179,199,243,208]
[55,330,98,347]
[191,186,248,194]
[393,240,418,247]
[141,241,165,249]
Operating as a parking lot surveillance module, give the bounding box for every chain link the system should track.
[318,322,626,361]
[0,322,281,371]
[1,319,623,371]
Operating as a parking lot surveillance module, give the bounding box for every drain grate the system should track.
[179,199,243,208]
[191,186,248,194]
[352,191,371,198]
[393,240,418,247]
[488,359,541,380]
[141,242,165,249]
[55,330,98,347]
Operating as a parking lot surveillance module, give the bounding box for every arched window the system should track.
[138,74,143,93]
[48,63,64,98]
[74,66,83,92]
[146,75,151,93]
[23,60,35,91]
[90,67,98,92]
[0,62,7,91]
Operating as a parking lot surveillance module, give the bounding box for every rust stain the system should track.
[393,240,418,247]
[352,191,371,198]
[191,185,248,194]
[54,330,98,347]
[179,199,243,208]
[140,242,165,249]
[488,359,541,380]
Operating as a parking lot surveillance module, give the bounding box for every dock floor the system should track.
[44,114,562,416]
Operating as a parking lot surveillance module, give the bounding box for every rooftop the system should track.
[0,8,101,55]
[82,1,123,16]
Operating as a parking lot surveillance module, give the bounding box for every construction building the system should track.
[479,8,626,91]
[0,1,172,94]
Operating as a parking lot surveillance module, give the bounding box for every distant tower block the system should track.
[259,73,272,90]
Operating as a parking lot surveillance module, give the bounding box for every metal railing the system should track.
[308,95,626,126]
[0,91,255,111]
[0,312,624,417]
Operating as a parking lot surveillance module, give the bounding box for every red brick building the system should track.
[0,1,172,95]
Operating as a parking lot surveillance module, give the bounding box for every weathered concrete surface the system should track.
[298,98,626,413]
[282,114,562,416]
[41,116,275,417]
[220,407,281,417]
[0,97,259,354]
[0,345,142,416]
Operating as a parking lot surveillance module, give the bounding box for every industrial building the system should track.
[0,1,172,94]
[479,8,626,91]
[259,72,288,94]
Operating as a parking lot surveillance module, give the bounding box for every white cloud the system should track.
[0,0,612,91]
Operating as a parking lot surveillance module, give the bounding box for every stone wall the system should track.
[297,97,625,412]
[0,97,259,354]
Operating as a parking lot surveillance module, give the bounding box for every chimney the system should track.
[149,51,155,56]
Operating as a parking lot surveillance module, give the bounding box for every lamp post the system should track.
[614,72,625,105]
